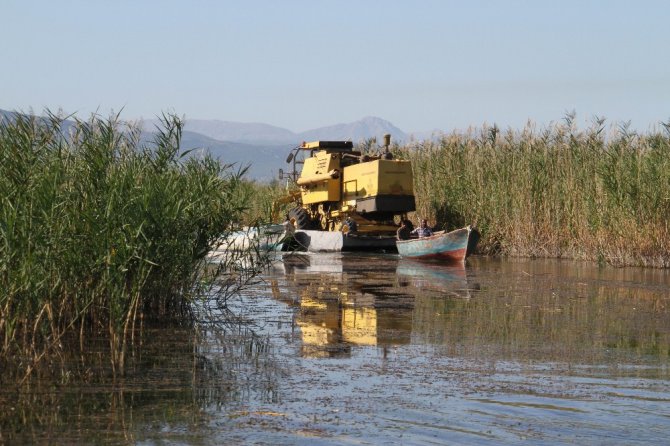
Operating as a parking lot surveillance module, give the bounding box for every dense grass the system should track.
[236,179,293,225]
[402,116,670,266]
[241,118,670,266]
[0,112,252,378]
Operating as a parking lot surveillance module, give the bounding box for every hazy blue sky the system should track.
[2,0,669,133]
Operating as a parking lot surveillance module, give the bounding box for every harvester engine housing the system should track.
[282,138,415,235]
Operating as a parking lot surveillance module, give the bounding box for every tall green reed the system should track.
[402,115,670,266]
[238,179,294,224]
[0,111,250,378]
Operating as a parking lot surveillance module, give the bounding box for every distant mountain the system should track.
[145,116,412,180]
[0,108,77,134]
[144,116,408,146]
[2,108,418,180]
[297,116,407,143]
[176,120,296,145]
[178,130,291,181]
[0,109,17,121]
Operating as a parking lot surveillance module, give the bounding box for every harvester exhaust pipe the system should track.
[382,134,393,160]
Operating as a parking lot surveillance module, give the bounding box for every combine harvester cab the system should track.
[279,135,415,251]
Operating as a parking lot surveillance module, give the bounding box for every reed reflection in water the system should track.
[0,321,285,444]
[2,253,669,444]
[272,253,669,372]
[228,252,669,444]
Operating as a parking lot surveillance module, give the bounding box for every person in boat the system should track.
[411,219,433,238]
[396,219,412,240]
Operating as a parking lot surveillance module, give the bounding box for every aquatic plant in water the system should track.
[0,111,263,380]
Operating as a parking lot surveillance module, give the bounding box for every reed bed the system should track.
[401,116,670,267]
[0,112,251,379]
[236,179,290,225]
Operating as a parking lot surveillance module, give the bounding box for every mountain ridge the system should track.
[1,108,426,180]
[143,115,409,146]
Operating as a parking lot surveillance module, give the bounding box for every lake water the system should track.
[2,253,669,444]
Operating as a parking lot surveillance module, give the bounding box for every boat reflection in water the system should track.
[395,259,471,299]
[272,253,473,358]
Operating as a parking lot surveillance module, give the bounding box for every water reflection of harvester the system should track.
[273,253,414,358]
[272,253,475,357]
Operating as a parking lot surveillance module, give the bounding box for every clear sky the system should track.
[2,0,669,133]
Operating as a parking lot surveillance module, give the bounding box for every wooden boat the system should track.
[396,226,474,262]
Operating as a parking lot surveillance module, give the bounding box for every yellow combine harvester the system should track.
[281,135,415,236]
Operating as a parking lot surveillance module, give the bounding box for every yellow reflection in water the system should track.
[274,253,670,369]
[341,307,378,346]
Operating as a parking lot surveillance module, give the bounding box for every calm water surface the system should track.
[3,254,670,445]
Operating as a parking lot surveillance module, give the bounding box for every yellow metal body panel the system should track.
[299,151,342,204]
[342,159,414,200]
[302,141,323,149]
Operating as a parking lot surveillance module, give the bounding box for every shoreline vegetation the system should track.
[2,110,670,381]
[250,114,670,267]
[1,109,669,442]
[402,115,670,267]
[0,112,264,381]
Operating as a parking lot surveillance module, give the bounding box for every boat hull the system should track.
[396,227,472,262]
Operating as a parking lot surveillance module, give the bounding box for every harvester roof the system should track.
[300,140,353,151]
